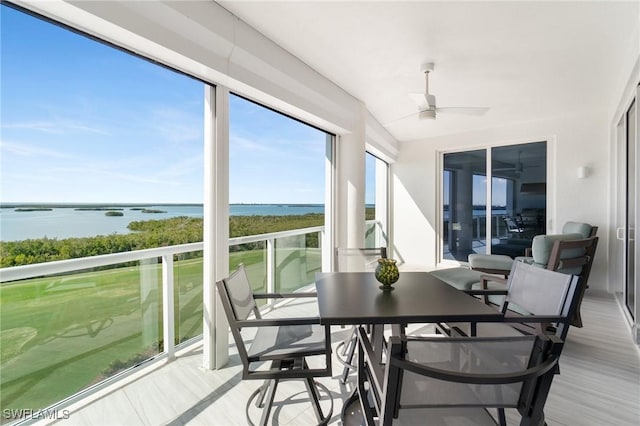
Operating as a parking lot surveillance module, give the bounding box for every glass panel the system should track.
[0,261,163,415]
[229,94,330,295]
[229,242,268,297]
[627,100,636,319]
[274,232,322,292]
[0,5,204,251]
[443,150,487,261]
[491,142,547,258]
[365,152,389,249]
[174,250,203,345]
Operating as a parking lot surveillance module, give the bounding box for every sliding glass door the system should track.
[614,90,639,344]
[626,100,636,320]
[443,150,487,261]
[442,142,547,263]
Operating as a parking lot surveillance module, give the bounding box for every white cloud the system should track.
[0,140,71,159]
[2,120,110,135]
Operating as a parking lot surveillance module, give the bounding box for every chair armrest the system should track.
[472,267,511,277]
[391,344,559,385]
[253,292,318,299]
[464,289,508,296]
[236,317,322,327]
[525,247,532,257]
[480,274,507,286]
[502,314,566,323]
[477,274,508,304]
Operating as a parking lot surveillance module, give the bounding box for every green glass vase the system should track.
[375,258,399,289]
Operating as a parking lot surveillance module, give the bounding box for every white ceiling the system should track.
[218,0,639,142]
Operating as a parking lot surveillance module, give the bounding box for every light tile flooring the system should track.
[43,292,639,426]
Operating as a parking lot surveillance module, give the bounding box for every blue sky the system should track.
[1,5,367,205]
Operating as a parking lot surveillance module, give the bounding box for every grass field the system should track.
[0,247,321,418]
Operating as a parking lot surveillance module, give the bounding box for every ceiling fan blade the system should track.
[435,107,490,116]
[382,111,419,127]
[408,93,430,109]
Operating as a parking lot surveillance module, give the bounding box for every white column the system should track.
[336,105,367,250]
[323,135,335,272]
[203,85,230,370]
[162,254,175,360]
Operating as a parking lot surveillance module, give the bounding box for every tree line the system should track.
[1,210,378,267]
[1,214,325,267]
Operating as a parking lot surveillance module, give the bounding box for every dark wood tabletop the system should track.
[315,271,503,326]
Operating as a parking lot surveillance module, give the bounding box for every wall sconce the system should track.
[577,166,590,179]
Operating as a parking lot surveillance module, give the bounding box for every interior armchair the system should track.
[469,221,598,276]
[216,265,333,426]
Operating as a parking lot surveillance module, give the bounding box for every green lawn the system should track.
[0,247,321,416]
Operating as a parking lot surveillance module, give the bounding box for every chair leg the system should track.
[255,379,271,408]
[304,377,325,424]
[341,336,357,383]
[340,326,356,355]
[498,408,506,426]
[258,379,279,426]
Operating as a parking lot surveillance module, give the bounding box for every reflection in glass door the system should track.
[491,142,547,257]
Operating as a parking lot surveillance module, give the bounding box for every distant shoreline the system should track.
[0,203,204,209]
[0,202,328,209]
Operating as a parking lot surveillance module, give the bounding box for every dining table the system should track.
[314,270,505,423]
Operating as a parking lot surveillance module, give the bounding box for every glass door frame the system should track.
[437,139,552,267]
[614,85,640,344]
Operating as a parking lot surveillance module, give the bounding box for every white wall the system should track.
[392,110,611,291]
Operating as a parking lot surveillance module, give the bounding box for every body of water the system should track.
[0,204,325,242]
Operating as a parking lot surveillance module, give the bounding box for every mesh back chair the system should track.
[477,236,598,328]
[443,261,580,341]
[216,265,333,425]
[356,327,563,426]
[335,247,387,383]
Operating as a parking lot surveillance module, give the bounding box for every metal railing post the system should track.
[162,254,175,360]
[266,237,275,307]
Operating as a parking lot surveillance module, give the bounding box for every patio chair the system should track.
[442,261,580,341]
[473,235,598,328]
[504,216,526,238]
[335,247,387,383]
[216,265,333,426]
[469,220,597,275]
[356,326,563,426]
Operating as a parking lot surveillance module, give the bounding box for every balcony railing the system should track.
[0,242,204,424]
[0,221,385,421]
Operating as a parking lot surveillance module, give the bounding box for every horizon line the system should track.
[0,202,331,207]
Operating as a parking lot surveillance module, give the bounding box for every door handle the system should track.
[617,227,625,240]
[630,228,635,241]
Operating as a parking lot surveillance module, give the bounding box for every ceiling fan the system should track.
[385,63,489,125]
[494,151,541,176]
